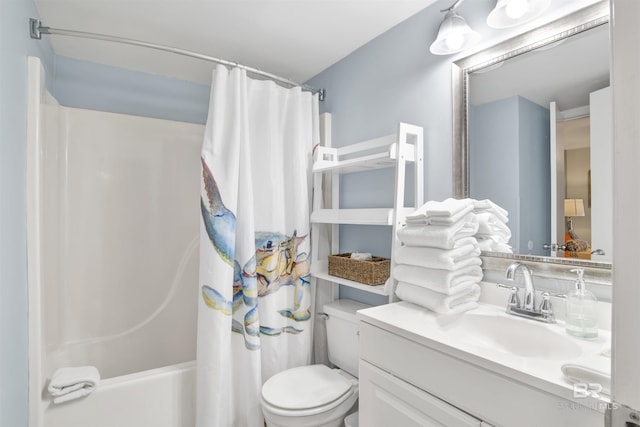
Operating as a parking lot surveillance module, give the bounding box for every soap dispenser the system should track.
[565,268,598,338]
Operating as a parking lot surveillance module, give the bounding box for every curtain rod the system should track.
[29,18,325,101]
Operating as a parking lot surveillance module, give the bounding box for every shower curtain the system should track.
[197,64,318,427]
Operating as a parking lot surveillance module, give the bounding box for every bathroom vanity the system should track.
[357,301,610,427]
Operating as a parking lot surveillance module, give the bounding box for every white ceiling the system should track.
[34,0,438,85]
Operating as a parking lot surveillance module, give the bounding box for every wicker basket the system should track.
[328,253,390,285]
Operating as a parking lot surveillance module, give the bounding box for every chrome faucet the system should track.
[499,262,556,323]
[505,262,535,310]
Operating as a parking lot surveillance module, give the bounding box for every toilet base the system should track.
[262,395,357,427]
[265,416,344,427]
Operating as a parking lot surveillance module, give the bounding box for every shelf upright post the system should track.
[388,123,424,302]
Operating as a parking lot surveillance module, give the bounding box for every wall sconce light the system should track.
[429,1,479,55]
[487,0,551,29]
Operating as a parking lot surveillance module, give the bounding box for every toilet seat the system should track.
[261,365,356,417]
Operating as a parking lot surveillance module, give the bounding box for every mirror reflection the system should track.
[467,21,611,262]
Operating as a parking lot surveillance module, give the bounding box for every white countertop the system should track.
[357,299,612,412]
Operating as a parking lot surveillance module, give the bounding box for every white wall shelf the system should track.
[313,135,415,174]
[309,114,424,302]
[311,261,387,296]
[310,208,416,226]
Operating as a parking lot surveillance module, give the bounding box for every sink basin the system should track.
[436,310,583,360]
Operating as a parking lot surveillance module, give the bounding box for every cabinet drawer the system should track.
[359,360,482,427]
[359,321,603,427]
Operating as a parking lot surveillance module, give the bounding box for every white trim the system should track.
[26,56,44,427]
[611,0,640,413]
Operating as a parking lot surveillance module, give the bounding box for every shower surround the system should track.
[27,57,202,427]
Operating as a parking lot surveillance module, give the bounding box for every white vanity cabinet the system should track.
[359,360,491,426]
[358,303,606,427]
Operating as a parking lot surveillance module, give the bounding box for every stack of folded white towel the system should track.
[471,199,513,253]
[391,198,483,315]
[47,366,101,404]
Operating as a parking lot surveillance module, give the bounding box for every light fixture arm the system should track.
[441,0,466,13]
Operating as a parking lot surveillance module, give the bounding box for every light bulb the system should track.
[445,33,464,51]
[505,0,528,19]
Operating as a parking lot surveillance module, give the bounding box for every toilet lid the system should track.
[262,365,353,410]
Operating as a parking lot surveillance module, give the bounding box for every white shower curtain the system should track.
[197,64,318,427]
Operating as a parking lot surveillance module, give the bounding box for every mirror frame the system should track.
[452,1,612,281]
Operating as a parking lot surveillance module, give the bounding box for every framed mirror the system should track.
[452,1,612,278]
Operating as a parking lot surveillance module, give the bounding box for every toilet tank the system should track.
[323,299,372,377]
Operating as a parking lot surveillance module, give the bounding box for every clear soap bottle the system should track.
[565,268,598,338]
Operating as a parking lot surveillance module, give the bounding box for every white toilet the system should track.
[261,299,369,427]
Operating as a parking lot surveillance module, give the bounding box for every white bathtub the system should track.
[27,58,203,427]
[44,362,196,427]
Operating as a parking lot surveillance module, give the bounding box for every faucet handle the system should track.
[538,292,557,323]
[497,283,520,308]
[538,292,568,310]
[539,292,553,314]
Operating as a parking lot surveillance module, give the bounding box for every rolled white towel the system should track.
[493,243,513,253]
[404,203,430,223]
[405,199,474,225]
[476,212,512,240]
[476,234,509,244]
[477,236,513,253]
[48,366,100,404]
[425,198,475,217]
[397,214,479,249]
[470,199,509,223]
[394,244,481,271]
[393,264,483,295]
[396,282,481,315]
[406,202,474,226]
[476,231,511,243]
[423,208,475,226]
[406,211,470,226]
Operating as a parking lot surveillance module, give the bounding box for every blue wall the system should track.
[53,56,210,124]
[0,1,54,426]
[518,97,551,255]
[470,97,520,247]
[470,96,550,254]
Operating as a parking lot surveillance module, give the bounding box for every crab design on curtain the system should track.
[199,158,310,349]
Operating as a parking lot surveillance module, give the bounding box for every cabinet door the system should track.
[589,86,613,261]
[359,361,482,427]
